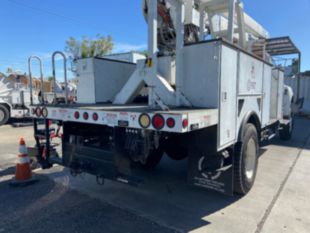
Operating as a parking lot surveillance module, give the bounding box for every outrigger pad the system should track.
[188,153,234,196]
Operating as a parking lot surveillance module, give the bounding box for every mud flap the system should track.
[113,127,132,176]
[188,151,234,196]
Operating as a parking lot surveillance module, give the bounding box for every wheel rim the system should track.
[244,138,257,181]
[0,110,4,122]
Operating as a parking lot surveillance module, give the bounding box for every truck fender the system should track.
[238,111,261,142]
[0,102,11,113]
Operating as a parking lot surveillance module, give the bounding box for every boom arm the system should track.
[143,0,269,54]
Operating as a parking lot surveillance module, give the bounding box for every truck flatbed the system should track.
[30,104,218,133]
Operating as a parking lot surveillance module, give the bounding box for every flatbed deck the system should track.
[30,104,218,133]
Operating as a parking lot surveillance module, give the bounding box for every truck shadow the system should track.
[8,118,33,127]
[126,152,268,232]
[0,171,177,233]
[1,117,308,232]
[0,144,287,233]
[44,156,251,232]
[261,117,310,150]
[15,147,270,232]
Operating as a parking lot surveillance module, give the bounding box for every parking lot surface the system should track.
[0,117,310,233]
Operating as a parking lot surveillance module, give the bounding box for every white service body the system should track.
[76,58,136,104]
[29,0,297,196]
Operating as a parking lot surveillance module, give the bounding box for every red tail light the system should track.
[35,107,42,117]
[92,113,98,121]
[83,112,89,120]
[74,111,80,119]
[182,119,188,129]
[42,107,48,118]
[166,118,175,128]
[152,114,165,130]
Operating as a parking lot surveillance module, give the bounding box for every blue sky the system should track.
[0,0,309,79]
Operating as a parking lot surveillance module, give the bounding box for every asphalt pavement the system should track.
[0,117,310,233]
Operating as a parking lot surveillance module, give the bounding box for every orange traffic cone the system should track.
[10,138,38,187]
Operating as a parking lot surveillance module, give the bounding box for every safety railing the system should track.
[28,56,44,105]
[52,51,69,105]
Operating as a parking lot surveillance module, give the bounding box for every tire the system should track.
[139,148,164,170]
[279,116,294,141]
[166,145,188,160]
[234,124,259,195]
[0,105,9,126]
[165,137,188,161]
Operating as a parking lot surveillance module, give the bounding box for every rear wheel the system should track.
[234,124,259,195]
[165,146,188,160]
[165,137,188,161]
[139,148,164,170]
[279,115,294,141]
[0,105,9,126]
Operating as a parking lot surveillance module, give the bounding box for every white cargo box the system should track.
[105,52,146,64]
[182,40,274,150]
[76,57,136,104]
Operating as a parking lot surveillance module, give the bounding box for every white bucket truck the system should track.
[0,74,37,125]
[29,0,298,195]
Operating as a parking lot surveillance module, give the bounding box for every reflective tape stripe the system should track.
[19,145,28,154]
[18,157,30,164]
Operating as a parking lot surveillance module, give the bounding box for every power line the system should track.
[0,59,40,65]
[0,58,27,63]
[6,0,105,32]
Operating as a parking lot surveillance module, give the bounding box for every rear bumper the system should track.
[30,105,218,133]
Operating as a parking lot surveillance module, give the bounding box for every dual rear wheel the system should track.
[279,115,294,141]
[139,137,188,170]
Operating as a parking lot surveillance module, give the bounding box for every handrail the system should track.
[52,51,68,104]
[28,56,44,105]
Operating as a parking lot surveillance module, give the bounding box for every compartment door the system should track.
[76,58,96,104]
[218,46,238,151]
[270,69,284,120]
[277,70,284,119]
[261,64,272,127]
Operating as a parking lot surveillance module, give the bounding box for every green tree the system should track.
[65,34,114,60]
